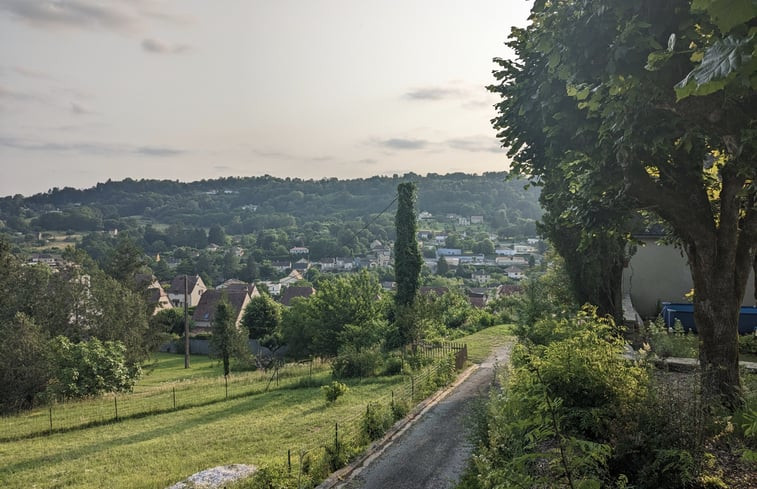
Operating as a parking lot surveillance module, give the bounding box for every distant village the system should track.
[24,210,544,335]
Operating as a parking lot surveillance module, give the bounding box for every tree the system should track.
[208,224,227,246]
[491,0,756,406]
[394,182,422,309]
[210,296,247,377]
[0,313,51,412]
[104,236,147,285]
[436,256,449,276]
[279,271,383,358]
[242,294,282,340]
[46,336,140,401]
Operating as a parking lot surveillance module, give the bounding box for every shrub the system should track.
[360,402,393,442]
[237,465,300,489]
[644,317,698,359]
[390,398,410,420]
[738,334,757,355]
[331,346,383,378]
[322,381,348,403]
[382,355,405,375]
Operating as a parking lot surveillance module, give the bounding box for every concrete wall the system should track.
[160,339,287,357]
[622,238,756,318]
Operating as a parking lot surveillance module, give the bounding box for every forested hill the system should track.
[0,172,541,236]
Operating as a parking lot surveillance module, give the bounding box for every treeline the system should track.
[0,172,541,238]
[0,241,165,413]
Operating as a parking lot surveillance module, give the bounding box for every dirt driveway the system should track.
[333,345,511,489]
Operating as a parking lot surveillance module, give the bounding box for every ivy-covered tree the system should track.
[491,0,756,406]
[394,182,422,309]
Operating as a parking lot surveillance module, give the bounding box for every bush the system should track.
[738,334,757,355]
[322,381,348,403]
[360,402,393,442]
[390,398,410,420]
[644,317,698,359]
[237,465,300,489]
[382,355,405,375]
[331,346,383,378]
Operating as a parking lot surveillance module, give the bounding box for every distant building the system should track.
[505,267,525,280]
[437,248,462,257]
[279,286,316,306]
[289,246,309,255]
[192,290,250,331]
[168,275,207,308]
[470,215,484,224]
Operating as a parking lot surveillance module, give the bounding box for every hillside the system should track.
[0,172,541,237]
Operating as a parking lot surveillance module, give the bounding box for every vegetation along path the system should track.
[334,345,512,489]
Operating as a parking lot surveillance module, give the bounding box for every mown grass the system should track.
[0,326,512,489]
[462,324,513,363]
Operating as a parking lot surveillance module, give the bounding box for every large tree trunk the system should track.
[689,248,742,407]
[623,154,757,409]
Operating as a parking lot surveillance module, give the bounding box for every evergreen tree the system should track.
[394,182,422,309]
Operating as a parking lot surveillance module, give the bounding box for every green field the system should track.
[0,327,512,489]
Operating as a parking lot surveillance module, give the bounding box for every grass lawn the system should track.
[137,353,223,388]
[461,324,514,363]
[0,326,513,489]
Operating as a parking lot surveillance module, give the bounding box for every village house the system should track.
[278,286,316,306]
[135,274,173,315]
[472,269,490,285]
[279,270,304,287]
[289,246,309,256]
[167,274,207,308]
[271,260,291,273]
[192,290,250,332]
[505,266,525,280]
[216,279,261,298]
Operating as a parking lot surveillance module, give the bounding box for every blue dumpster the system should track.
[660,303,757,334]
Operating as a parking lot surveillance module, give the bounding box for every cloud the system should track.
[70,102,94,115]
[141,38,191,54]
[0,0,189,33]
[0,0,136,31]
[404,86,466,101]
[12,66,57,81]
[445,136,501,153]
[376,138,429,150]
[253,149,295,160]
[0,135,183,157]
[0,85,34,101]
[135,146,183,157]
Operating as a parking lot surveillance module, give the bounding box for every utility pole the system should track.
[184,274,190,368]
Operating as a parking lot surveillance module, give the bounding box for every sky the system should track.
[0,0,533,197]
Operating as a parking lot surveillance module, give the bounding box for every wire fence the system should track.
[281,355,462,486]
[1,344,467,449]
[0,358,332,441]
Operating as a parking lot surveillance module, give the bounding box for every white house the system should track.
[505,266,525,280]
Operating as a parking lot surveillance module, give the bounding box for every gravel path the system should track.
[334,345,511,489]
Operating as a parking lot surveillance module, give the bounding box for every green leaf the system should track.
[692,0,756,34]
[675,35,754,98]
[646,50,674,71]
[576,479,602,489]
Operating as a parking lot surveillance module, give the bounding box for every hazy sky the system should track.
[0,0,533,197]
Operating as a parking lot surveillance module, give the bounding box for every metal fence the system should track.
[0,358,328,441]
